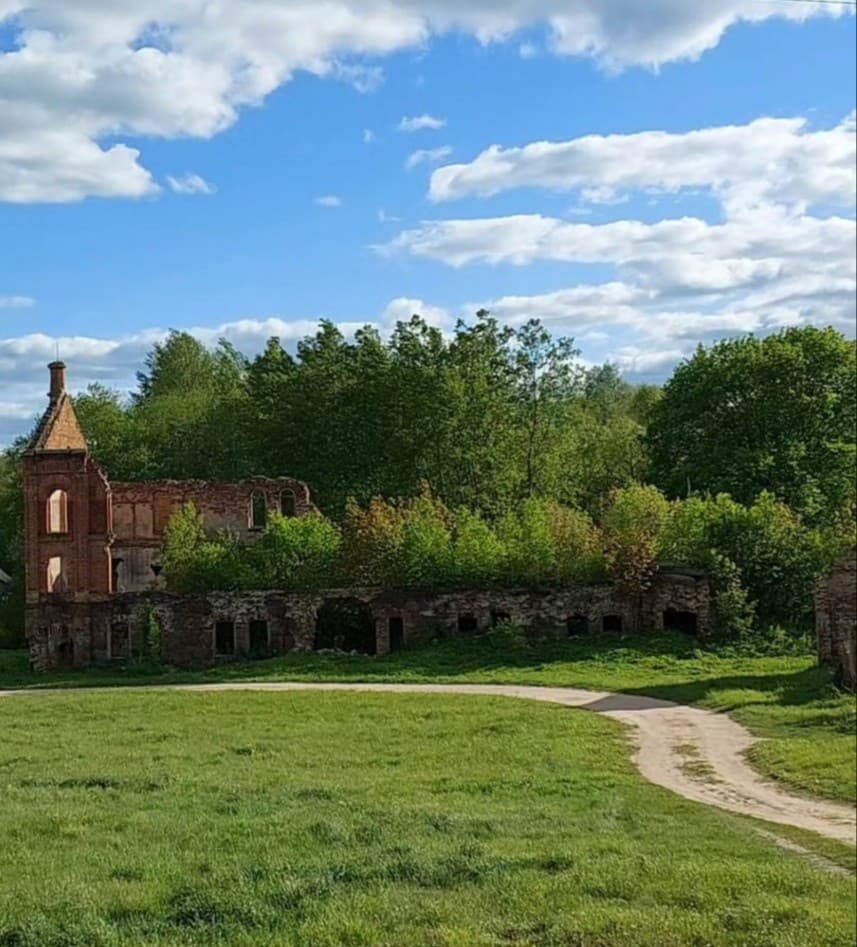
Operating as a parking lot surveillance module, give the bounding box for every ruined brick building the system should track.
[24,362,713,671]
[815,551,857,692]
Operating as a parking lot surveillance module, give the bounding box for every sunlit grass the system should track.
[0,689,854,946]
[1,631,854,802]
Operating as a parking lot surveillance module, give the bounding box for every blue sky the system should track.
[0,1,855,445]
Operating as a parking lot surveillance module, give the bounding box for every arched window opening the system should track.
[250,492,267,529]
[47,489,68,534]
[566,614,589,637]
[457,613,478,634]
[602,614,623,634]
[280,490,297,518]
[47,557,66,593]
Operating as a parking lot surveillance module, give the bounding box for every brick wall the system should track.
[815,551,857,691]
[110,477,315,592]
[26,570,713,671]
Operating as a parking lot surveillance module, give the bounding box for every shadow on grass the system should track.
[0,632,842,713]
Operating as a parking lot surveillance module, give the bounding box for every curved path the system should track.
[3,681,855,845]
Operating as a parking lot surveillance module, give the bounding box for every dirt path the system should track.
[3,680,855,846]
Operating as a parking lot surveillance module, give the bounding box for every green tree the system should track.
[512,320,583,498]
[602,484,671,601]
[253,512,341,590]
[0,449,25,647]
[451,509,507,587]
[648,327,857,525]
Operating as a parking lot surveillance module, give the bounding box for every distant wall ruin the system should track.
[815,551,857,691]
[26,569,712,671]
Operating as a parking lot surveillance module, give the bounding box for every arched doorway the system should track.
[314,599,376,654]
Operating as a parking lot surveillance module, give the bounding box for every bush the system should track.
[660,492,832,635]
[602,484,671,597]
[253,512,341,589]
[451,509,507,587]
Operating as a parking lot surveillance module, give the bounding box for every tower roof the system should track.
[26,363,88,453]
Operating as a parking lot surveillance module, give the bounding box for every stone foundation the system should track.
[26,569,712,671]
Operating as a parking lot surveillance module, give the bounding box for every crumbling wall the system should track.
[815,552,857,691]
[110,477,315,592]
[26,569,713,672]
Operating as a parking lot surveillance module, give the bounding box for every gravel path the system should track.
[3,680,855,845]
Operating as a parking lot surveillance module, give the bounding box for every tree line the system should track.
[0,314,854,648]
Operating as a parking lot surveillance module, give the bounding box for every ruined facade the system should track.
[24,363,713,671]
[815,551,857,691]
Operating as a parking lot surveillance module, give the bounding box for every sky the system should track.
[0,0,855,446]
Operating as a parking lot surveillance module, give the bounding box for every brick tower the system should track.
[22,362,113,667]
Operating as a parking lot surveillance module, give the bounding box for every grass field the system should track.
[0,688,854,946]
[2,632,854,804]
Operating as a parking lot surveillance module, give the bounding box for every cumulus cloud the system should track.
[406,145,453,169]
[382,296,450,327]
[398,113,447,132]
[0,2,846,203]
[315,194,342,208]
[381,106,856,376]
[429,114,857,211]
[0,296,35,309]
[166,172,217,195]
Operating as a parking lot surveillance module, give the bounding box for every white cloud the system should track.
[166,172,217,195]
[0,296,35,309]
[405,145,453,169]
[315,194,342,208]
[379,208,855,287]
[363,128,376,144]
[382,296,450,327]
[377,208,400,223]
[429,114,857,211]
[398,113,447,132]
[0,2,847,202]
[331,61,385,93]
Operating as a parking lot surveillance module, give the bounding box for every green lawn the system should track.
[0,689,854,946]
[2,632,854,804]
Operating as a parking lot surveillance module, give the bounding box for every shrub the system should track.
[602,485,671,597]
[451,509,507,587]
[253,512,341,589]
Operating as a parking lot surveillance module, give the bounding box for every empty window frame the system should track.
[215,620,236,656]
[602,614,623,634]
[47,489,68,534]
[109,623,130,660]
[663,609,699,636]
[250,492,267,529]
[457,613,478,634]
[249,619,269,656]
[566,614,589,637]
[388,616,405,652]
[280,490,297,518]
[46,556,65,593]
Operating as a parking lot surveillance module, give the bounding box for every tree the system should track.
[647,328,857,525]
[0,449,24,646]
[602,484,671,601]
[512,319,583,498]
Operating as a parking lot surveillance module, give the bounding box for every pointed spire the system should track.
[28,362,88,453]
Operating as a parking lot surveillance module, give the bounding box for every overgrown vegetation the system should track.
[0,689,852,945]
[0,319,854,647]
[159,484,841,647]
